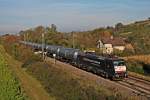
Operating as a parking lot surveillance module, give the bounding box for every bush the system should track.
[141,63,150,75]
[26,62,122,100]
[22,54,42,68]
[0,47,25,100]
[126,60,144,74]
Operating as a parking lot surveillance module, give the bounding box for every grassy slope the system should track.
[115,20,150,75]
[19,19,150,54]
[123,55,150,76]
[25,56,147,100]
[116,20,150,54]
[0,45,54,100]
[123,55,150,64]
[0,45,25,100]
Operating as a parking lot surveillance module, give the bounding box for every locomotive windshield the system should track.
[113,60,125,66]
[113,60,126,72]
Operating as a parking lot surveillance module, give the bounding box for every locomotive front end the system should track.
[113,60,128,79]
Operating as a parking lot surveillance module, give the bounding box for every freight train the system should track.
[20,41,128,80]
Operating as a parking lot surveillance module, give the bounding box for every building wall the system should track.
[103,44,113,54]
[113,46,125,51]
[97,40,125,54]
[97,40,104,48]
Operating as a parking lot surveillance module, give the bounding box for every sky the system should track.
[0,0,150,34]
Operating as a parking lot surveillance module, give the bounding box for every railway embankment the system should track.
[22,49,149,100]
[0,45,26,100]
[123,55,150,76]
[0,45,53,100]
[1,39,149,99]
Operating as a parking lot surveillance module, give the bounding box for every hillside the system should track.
[115,19,150,54]
[0,45,25,100]
[69,19,150,54]
[1,34,142,100]
[16,18,150,55]
[0,44,53,100]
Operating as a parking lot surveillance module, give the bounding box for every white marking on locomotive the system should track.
[114,66,126,72]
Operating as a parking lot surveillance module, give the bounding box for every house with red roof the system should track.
[97,36,125,54]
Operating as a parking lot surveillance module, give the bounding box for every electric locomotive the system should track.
[77,53,127,79]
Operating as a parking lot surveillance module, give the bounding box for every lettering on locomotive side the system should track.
[83,58,100,64]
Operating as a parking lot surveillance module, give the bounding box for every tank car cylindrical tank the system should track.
[58,47,81,62]
[46,45,62,57]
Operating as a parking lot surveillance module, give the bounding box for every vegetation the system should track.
[123,55,150,64]
[0,19,150,99]
[17,19,150,75]
[124,55,150,75]
[0,36,131,99]
[126,60,145,74]
[26,61,128,100]
[1,36,52,100]
[0,34,42,64]
[0,45,25,100]
[18,18,150,55]
[17,24,113,51]
[115,19,150,54]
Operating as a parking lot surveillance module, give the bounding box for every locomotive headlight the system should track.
[114,66,117,69]
[115,74,119,77]
[114,66,118,73]
[114,66,118,70]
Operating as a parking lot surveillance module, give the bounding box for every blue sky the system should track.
[0,0,150,34]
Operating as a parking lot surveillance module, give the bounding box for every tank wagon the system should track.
[46,45,62,57]
[20,41,43,51]
[58,48,81,62]
[46,46,82,64]
[20,41,127,80]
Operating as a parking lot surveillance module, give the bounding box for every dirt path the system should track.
[4,52,54,100]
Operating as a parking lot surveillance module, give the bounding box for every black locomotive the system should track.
[20,41,128,80]
[77,53,127,79]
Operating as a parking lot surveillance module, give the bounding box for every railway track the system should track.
[56,59,150,98]
[128,75,150,85]
[117,76,150,98]
[48,56,150,98]
[52,57,150,98]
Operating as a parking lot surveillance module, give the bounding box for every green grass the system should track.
[126,60,145,75]
[0,46,25,100]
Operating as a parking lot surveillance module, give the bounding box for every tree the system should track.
[115,22,123,29]
[51,24,57,33]
[101,31,112,38]
[45,24,57,35]
[45,27,52,34]
[34,26,45,34]
[106,26,114,29]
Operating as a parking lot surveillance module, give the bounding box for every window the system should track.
[113,60,125,66]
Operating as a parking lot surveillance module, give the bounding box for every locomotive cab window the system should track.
[113,60,125,66]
